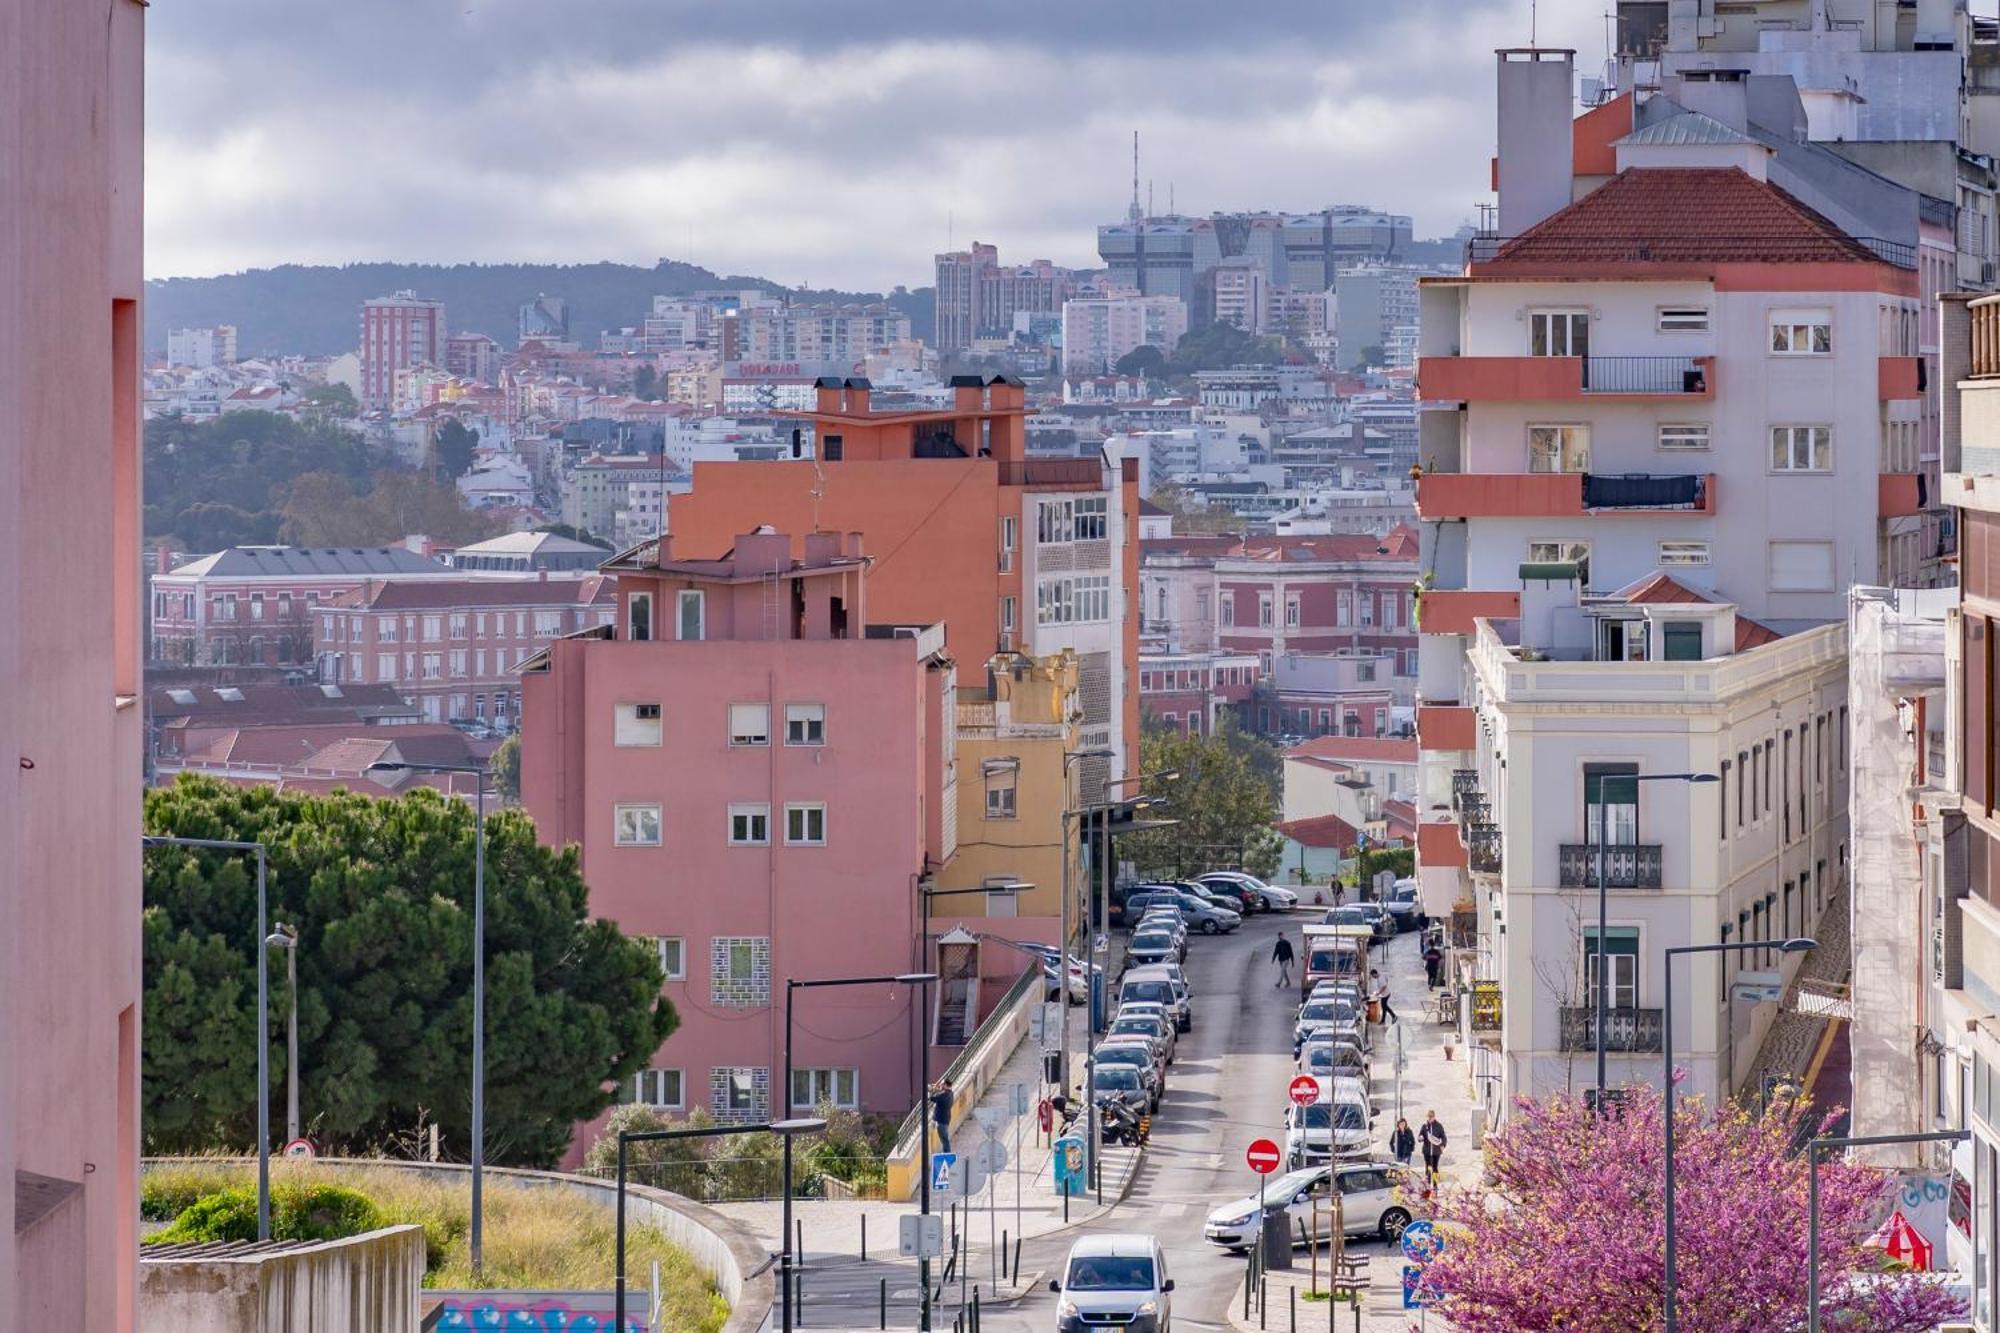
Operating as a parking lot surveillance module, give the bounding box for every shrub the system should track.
[147,1181,382,1246]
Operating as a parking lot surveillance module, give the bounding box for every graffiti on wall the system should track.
[433,1293,647,1332]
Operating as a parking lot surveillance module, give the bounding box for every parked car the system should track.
[1297,1034,1367,1082]
[1126,929,1182,970]
[1294,995,1364,1055]
[1198,870,1298,912]
[1051,1234,1173,1333]
[1119,964,1193,1033]
[1382,877,1422,929]
[1284,1087,1374,1167]
[1163,890,1240,935]
[1090,1062,1151,1112]
[1093,1041,1163,1111]
[1107,1008,1177,1064]
[1203,1163,1416,1251]
[1349,901,1397,940]
[1182,878,1256,915]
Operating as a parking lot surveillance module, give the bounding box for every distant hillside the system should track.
[143,261,936,359]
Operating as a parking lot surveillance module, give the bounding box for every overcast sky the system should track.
[146,0,1607,290]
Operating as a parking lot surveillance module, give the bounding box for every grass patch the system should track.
[142,1159,726,1331]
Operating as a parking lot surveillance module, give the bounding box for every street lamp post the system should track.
[1059,747,1114,1131]
[614,1119,826,1333]
[1592,772,1716,1111]
[267,923,300,1140]
[365,759,488,1275]
[1804,1129,1967,1332]
[1662,935,1814,1332]
[142,834,273,1241]
[782,973,936,1333]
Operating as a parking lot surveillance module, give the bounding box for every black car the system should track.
[1185,879,1255,915]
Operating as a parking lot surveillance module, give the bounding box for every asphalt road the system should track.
[969,906,1408,1333]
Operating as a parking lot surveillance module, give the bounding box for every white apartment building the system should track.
[1414,49,1925,1125]
[1060,293,1188,375]
[1210,258,1269,334]
[165,324,237,369]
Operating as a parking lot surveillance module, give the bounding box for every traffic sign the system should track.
[1010,1081,1031,1115]
[973,1139,1009,1174]
[282,1138,315,1160]
[930,1152,960,1198]
[1400,1219,1444,1264]
[1246,1138,1283,1174]
[899,1213,944,1259]
[974,1106,1008,1134]
[1288,1075,1321,1106]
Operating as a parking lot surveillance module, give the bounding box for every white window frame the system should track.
[1657,423,1711,452]
[378,617,397,643]
[1770,308,1832,356]
[1285,593,1302,629]
[654,936,686,981]
[627,591,655,642]
[614,803,663,847]
[1528,539,1591,587]
[1073,496,1108,540]
[1258,593,1274,628]
[791,1067,859,1111]
[423,615,443,642]
[1657,540,1711,567]
[784,802,827,846]
[998,515,1016,573]
[1657,306,1710,333]
[1529,308,1589,357]
[1528,423,1590,473]
[729,702,770,747]
[628,1067,684,1109]
[785,703,826,746]
[615,702,663,747]
[1770,425,1832,473]
[1220,595,1235,629]
[729,803,771,846]
[677,589,705,641]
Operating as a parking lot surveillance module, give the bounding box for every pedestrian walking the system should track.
[1423,939,1444,990]
[1370,968,1398,1025]
[929,1076,955,1155]
[1331,879,1346,908]
[1271,933,1295,988]
[1419,1110,1448,1186]
[1389,1117,1416,1166]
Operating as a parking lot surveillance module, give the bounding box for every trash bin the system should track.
[1053,1134,1088,1197]
[1260,1210,1294,1271]
[1367,998,1384,1025]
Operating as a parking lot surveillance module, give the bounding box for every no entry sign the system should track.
[1246,1138,1283,1174]
[1289,1075,1321,1106]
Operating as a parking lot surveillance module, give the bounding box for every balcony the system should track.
[1557,843,1664,889]
[1560,1006,1665,1054]
[1419,589,1521,636]
[1416,471,1714,522]
[1466,823,1502,875]
[997,459,1101,489]
[1880,472,1926,518]
[1879,356,1922,401]
[1418,705,1477,752]
[1417,355,1712,402]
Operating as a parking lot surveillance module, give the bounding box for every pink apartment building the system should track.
[5,0,146,1326]
[520,529,952,1131]
[317,575,615,726]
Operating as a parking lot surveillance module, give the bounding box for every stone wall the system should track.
[140,1225,425,1333]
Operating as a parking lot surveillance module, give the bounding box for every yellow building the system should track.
[934,649,1084,931]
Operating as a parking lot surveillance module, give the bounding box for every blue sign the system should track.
[930,1152,959,1196]
[1402,1264,1440,1310]
[1400,1220,1444,1265]
[1053,1134,1088,1197]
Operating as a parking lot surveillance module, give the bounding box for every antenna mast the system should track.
[1128,131,1142,222]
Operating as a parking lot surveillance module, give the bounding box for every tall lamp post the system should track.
[1591,772,1716,1111]
[141,833,273,1241]
[1059,747,1115,1122]
[1805,1128,1967,1332]
[782,972,936,1333]
[614,1118,825,1333]
[267,923,300,1141]
[1662,935,1815,1332]
[365,759,489,1275]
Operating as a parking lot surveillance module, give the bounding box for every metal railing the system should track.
[1559,1006,1664,1053]
[1581,472,1708,511]
[1450,769,1480,814]
[997,459,1102,488]
[1558,843,1664,889]
[1467,234,1916,268]
[1467,823,1502,874]
[1582,356,1707,395]
[886,964,1041,1169]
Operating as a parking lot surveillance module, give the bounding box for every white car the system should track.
[1051,1233,1174,1333]
[1202,1161,1417,1251]
[1199,871,1299,912]
[1284,1083,1374,1167]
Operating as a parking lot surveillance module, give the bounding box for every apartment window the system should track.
[318,613,333,639]
[476,613,487,635]
[533,611,562,638]
[791,1067,860,1111]
[784,803,827,846]
[785,703,825,746]
[1527,540,1591,587]
[1220,596,1236,629]
[377,653,397,680]
[677,590,705,641]
[1720,761,1731,842]
[998,515,1016,572]
[473,693,486,720]
[352,618,368,644]
[1770,307,1832,355]
[1529,309,1589,357]
[1839,705,1848,772]
[614,804,662,847]
[1286,594,1302,629]
[729,803,770,845]
[1581,927,1640,1008]
[1073,496,1108,540]
[1528,424,1591,473]
[1770,425,1832,473]
[1763,740,1776,815]
[475,649,487,676]
[712,938,770,1008]
[449,650,467,677]
[615,702,663,746]
[1357,661,1376,682]
[1658,423,1711,452]
[1769,540,1836,592]
[984,760,1018,818]
[1584,763,1640,847]
[1816,716,1827,784]
[1259,650,1273,676]
[1077,576,1111,622]
[1661,622,1703,661]
[1654,540,1710,569]
[618,1068,685,1109]
[653,936,686,980]
[1763,892,1779,964]
[1258,593,1274,628]
[729,702,769,746]
[1657,306,1710,333]
[1000,596,1016,641]
[423,615,443,642]
[250,593,265,621]
[422,653,442,680]
[449,614,468,640]
[1720,923,1733,1002]
[628,591,654,642]
[1782,731,1794,841]
[1037,498,1075,543]
[515,612,526,635]
[1783,880,1795,939]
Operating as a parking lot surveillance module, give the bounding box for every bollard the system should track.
[861,1212,867,1262]
[1291,1285,1297,1333]
[1243,1265,1252,1319]
[794,1268,804,1327]
[1260,1277,1269,1330]
[1012,1235,1022,1286]
[1352,1295,1361,1333]
[879,1276,887,1331]
[971,1287,981,1333]
[796,1219,805,1271]
[1001,1230,1008,1283]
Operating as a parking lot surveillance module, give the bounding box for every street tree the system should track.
[142,776,676,1166]
[1420,1084,1962,1331]
[432,418,479,480]
[489,734,521,802]
[1120,717,1283,879]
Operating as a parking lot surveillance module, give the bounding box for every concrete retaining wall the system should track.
[140,1224,425,1333]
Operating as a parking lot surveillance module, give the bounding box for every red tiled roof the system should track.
[1274,813,1359,849]
[331,575,613,610]
[1381,799,1418,841]
[1488,168,1884,268]
[1734,617,1784,651]
[1283,736,1420,765]
[1612,572,1785,651]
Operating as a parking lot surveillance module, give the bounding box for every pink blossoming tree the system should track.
[1418,1085,1961,1331]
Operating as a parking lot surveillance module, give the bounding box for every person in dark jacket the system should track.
[929,1077,955,1155]
[1389,1117,1416,1166]
[1271,933,1295,987]
[1419,1110,1448,1185]
[1423,940,1444,990]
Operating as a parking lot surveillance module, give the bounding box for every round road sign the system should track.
[1400,1219,1444,1264]
[1246,1138,1283,1174]
[282,1138,315,1160]
[1288,1075,1321,1106]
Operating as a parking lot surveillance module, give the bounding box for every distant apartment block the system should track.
[316,575,615,727]
[934,243,1077,350]
[1138,648,1261,734]
[1334,264,1419,370]
[360,291,446,408]
[725,300,912,368]
[165,324,237,369]
[1098,207,1412,306]
[443,331,499,384]
[520,293,570,345]
[1060,292,1188,374]
[443,531,609,573]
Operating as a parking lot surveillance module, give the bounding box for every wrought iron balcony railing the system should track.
[1559,1006,1664,1053]
[1557,843,1664,890]
[1582,357,1706,395]
[1467,823,1502,874]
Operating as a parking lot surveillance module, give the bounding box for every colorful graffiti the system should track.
[433,1295,647,1332]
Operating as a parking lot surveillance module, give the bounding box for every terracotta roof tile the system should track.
[1274,813,1359,849]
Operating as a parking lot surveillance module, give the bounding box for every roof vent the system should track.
[319,684,345,699]
[214,687,245,703]
[165,689,197,706]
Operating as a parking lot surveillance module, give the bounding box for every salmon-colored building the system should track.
[4,0,147,1326]
[520,530,954,1131]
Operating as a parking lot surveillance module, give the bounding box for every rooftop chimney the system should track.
[1496,49,1576,238]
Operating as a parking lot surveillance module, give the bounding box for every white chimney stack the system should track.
[1496,48,1576,238]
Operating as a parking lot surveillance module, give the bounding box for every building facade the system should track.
[934,244,1076,351]
[165,324,237,369]
[1060,293,1189,375]
[360,291,446,408]
[5,0,146,1323]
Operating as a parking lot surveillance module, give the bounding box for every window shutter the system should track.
[1970,615,1990,812]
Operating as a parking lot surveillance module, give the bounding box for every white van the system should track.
[1050,1232,1173,1333]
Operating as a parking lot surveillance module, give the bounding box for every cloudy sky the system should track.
[146,0,1606,291]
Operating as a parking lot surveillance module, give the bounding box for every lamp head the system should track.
[1685,773,1720,784]
[364,761,410,790]
[895,971,940,985]
[1779,937,1817,954]
[771,1117,828,1137]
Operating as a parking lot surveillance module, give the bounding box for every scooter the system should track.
[1097,1097,1151,1147]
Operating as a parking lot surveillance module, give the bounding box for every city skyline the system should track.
[146,0,1607,290]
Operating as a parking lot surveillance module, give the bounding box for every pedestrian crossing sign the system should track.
[930,1151,959,1197]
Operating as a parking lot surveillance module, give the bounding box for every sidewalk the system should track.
[1228,924,1481,1331]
